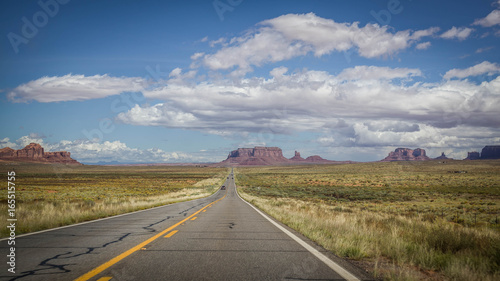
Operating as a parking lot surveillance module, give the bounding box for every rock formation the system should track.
[0,143,81,165]
[480,146,500,159]
[290,151,305,161]
[381,148,431,162]
[219,147,353,166]
[464,151,480,160]
[435,152,452,160]
[220,147,291,166]
[305,155,329,162]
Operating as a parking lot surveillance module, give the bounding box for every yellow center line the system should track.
[202,210,207,212]
[96,277,112,281]
[190,217,197,221]
[164,230,178,238]
[74,194,226,281]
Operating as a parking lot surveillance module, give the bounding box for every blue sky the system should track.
[1,0,499,163]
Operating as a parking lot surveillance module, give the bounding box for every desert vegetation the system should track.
[236,160,500,281]
[0,163,226,237]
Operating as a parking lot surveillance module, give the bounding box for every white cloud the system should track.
[190,52,205,60]
[52,140,193,163]
[440,26,474,40]
[353,123,500,151]
[8,74,147,103]
[476,46,494,53]
[415,41,431,50]
[114,65,500,152]
[473,9,500,27]
[337,65,421,81]
[444,61,500,79]
[117,103,198,127]
[0,138,17,149]
[19,134,46,147]
[201,13,439,74]
[208,37,226,47]
[316,121,500,161]
[410,27,440,39]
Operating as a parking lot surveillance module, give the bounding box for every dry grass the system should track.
[0,163,227,237]
[235,160,500,281]
[239,193,500,281]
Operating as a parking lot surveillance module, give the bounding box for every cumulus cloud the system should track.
[444,61,500,79]
[337,65,421,81]
[4,11,500,159]
[353,123,500,150]
[199,13,438,74]
[415,41,431,50]
[114,65,500,151]
[314,121,500,161]
[52,140,194,163]
[0,138,17,149]
[117,103,198,127]
[440,26,474,40]
[473,9,500,27]
[8,74,147,103]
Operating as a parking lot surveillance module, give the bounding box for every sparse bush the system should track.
[236,160,500,281]
[0,164,227,237]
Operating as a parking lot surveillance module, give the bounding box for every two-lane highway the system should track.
[2,170,370,280]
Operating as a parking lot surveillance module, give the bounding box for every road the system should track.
[2,170,370,281]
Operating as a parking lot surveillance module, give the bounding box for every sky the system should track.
[1,0,499,164]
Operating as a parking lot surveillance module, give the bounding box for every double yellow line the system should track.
[75,194,226,281]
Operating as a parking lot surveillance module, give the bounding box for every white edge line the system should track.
[235,185,360,281]
[0,187,223,241]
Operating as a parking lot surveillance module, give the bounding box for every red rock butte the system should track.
[381,148,431,162]
[218,147,353,166]
[0,143,81,165]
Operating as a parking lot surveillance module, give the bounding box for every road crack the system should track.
[10,232,131,280]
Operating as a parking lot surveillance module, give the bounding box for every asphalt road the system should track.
[2,170,370,281]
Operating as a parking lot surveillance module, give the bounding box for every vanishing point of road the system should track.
[1,170,371,280]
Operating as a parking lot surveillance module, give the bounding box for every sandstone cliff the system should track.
[463,146,500,160]
[464,151,480,160]
[219,147,352,166]
[381,148,431,162]
[290,151,305,161]
[220,147,290,166]
[480,146,500,159]
[305,155,330,162]
[0,143,81,165]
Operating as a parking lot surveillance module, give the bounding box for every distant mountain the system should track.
[219,147,289,166]
[218,147,353,166]
[480,146,500,159]
[464,146,500,160]
[464,151,480,160]
[0,143,81,165]
[381,148,431,162]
